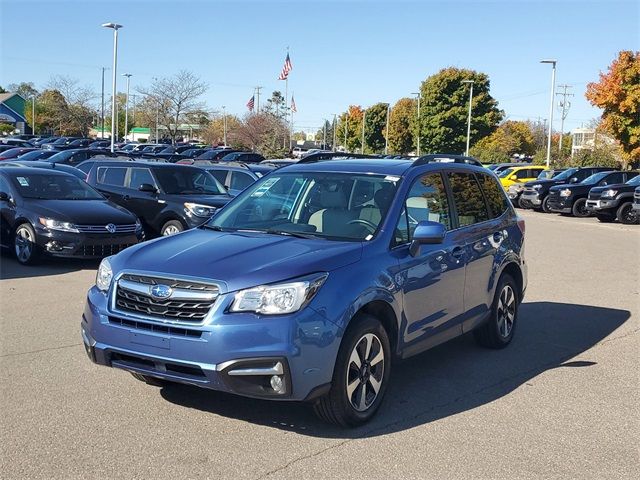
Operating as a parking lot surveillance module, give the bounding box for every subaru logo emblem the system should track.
[150,284,173,299]
[105,223,117,234]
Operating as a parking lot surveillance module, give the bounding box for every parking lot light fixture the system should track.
[461,80,474,156]
[122,73,132,142]
[102,22,123,153]
[411,92,421,155]
[222,106,227,146]
[540,59,557,168]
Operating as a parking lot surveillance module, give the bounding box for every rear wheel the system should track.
[474,274,519,349]
[14,223,40,265]
[541,195,552,213]
[572,198,590,217]
[596,213,615,223]
[161,220,184,236]
[313,314,391,427]
[617,202,638,225]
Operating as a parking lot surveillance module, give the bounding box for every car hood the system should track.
[23,199,137,224]
[524,178,567,188]
[589,183,635,194]
[160,193,232,207]
[112,228,363,292]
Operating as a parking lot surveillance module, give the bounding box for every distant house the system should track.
[571,127,615,157]
[0,93,29,133]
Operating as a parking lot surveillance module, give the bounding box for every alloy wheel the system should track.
[14,226,34,262]
[346,333,385,412]
[162,225,181,236]
[496,285,516,338]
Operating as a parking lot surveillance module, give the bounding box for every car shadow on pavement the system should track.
[160,301,630,438]
[0,252,100,280]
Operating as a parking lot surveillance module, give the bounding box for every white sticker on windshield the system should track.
[384,175,400,182]
[17,177,29,187]
[252,177,280,197]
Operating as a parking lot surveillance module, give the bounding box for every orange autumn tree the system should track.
[586,51,640,165]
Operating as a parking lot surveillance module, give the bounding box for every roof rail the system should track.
[297,152,382,164]
[413,154,483,167]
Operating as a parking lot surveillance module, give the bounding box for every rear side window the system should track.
[477,173,510,219]
[97,167,126,187]
[230,172,254,191]
[601,172,625,185]
[129,168,156,189]
[209,169,228,185]
[447,172,490,227]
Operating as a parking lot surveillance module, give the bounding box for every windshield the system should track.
[10,173,103,200]
[552,168,577,181]
[46,150,76,163]
[581,172,610,184]
[626,175,640,186]
[537,170,554,179]
[499,168,515,178]
[208,172,399,241]
[154,168,226,195]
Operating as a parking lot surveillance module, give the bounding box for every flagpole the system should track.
[284,77,289,149]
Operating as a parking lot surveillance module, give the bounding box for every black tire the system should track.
[616,202,638,225]
[517,197,530,209]
[596,213,615,223]
[572,198,590,217]
[313,314,391,427]
[160,219,184,236]
[474,274,519,349]
[130,372,167,387]
[541,195,552,213]
[14,222,40,265]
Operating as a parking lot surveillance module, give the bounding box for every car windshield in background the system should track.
[552,168,577,181]
[581,172,610,184]
[9,173,103,200]
[537,170,554,179]
[499,168,514,178]
[46,150,76,163]
[626,175,640,186]
[154,168,225,195]
[208,172,399,241]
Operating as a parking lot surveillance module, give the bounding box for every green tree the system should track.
[315,119,334,149]
[388,97,416,154]
[470,120,537,163]
[7,82,38,99]
[419,67,503,154]
[263,91,287,120]
[586,50,640,163]
[364,102,389,154]
[336,105,364,152]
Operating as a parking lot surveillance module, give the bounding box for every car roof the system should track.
[283,158,414,175]
[0,166,75,176]
[88,160,205,170]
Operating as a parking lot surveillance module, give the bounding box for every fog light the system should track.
[270,375,285,394]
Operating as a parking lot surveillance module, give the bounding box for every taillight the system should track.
[517,216,525,235]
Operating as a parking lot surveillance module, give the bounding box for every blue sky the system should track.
[1,0,638,133]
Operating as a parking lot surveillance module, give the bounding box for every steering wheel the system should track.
[347,218,377,233]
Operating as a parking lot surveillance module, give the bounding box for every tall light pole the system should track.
[100,67,108,139]
[332,114,337,152]
[384,103,390,155]
[344,115,348,152]
[361,109,366,154]
[31,95,36,135]
[412,92,421,155]
[122,73,132,143]
[461,80,474,156]
[222,106,227,145]
[540,59,557,168]
[102,22,122,153]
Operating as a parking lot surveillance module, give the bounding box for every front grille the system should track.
[77,223,138,233]
[114,273,219,323]
[80,243,134,257]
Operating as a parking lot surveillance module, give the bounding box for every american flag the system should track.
[291,95,297,113]
[278,53,292,80]
[246,95,255,111]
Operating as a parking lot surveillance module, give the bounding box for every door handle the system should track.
[451,246,465,260]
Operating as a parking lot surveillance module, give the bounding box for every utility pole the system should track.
[323,121,327,149]
[122,73,132,143]
[101,67,106,139]
[556,84,573,154]
[344,115,348,152]
[361,109,366,154]
[332,114,337,152]
[384,103,390,155]
[222,106,227,146]
[31,95,36,135]
[412,92,421,155]
[461,80,474,156]
[255,86,262,113]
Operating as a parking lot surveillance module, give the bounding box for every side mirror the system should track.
[510,175,518,181]
[0,191,10,202]
[409,221,446,256]
[138,183,157,193]
[569,177,579,183]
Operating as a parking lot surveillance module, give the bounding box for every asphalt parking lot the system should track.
[1,209,638,479]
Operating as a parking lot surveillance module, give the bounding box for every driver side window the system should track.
[395,173,450,245]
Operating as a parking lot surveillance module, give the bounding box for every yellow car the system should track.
[498,165,547,189]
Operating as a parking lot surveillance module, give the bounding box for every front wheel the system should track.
[313,314,391,427]
[474,274,519,349]
[617,202,638,225]
[572,198,590,217]
[517,197,530,209]
[160,220,184,236]
[541,195,552,213]
[14,223,40,265]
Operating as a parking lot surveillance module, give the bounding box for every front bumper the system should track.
[36,227,142,258]
[586,198,619,212]
[633,201,640,211]
[546,197,572,213]
[81,286,341,401]
[520,191,542,206]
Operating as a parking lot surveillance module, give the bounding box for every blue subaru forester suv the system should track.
[82,155,527,426]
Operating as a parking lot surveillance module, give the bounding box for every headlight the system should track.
[38,217,79,233]
[96,257,113,292]
[601,189,618,198]
[230,273,328,315]
[184,202,216,218]
[559,189,572,197]
[533,184,543,190]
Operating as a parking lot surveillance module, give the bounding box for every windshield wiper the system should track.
[264,229,320,239]
[200,224,232,232]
